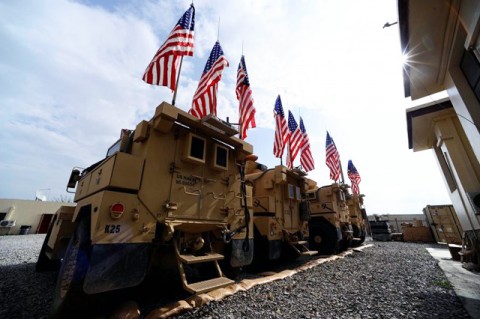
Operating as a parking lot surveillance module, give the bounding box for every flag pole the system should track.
[172,56,184,106]
[339,158,345,184]
[238,41,244,140]
[173,3,194,106]
[238,56,242,140]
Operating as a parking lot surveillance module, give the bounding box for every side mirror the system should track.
[66,168,82,192]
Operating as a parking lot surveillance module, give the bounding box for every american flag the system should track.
[299,117,315,172]
[286,111,302,169]
[325,131,341,181]
[236,55,256,139]
[189,41,229,119]
[273,95,288,158]
[142,5,195,91]
[347,160,361,195]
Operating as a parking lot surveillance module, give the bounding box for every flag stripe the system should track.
[190,42,229,119]
[300,117,315,172]
[348,160,361,195]
[236,56,256,139]
[326,131,341,181]
[273,96,288,158]
[142,5,195,91]
[286,111,302,169]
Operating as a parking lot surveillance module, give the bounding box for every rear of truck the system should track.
[346,192,367,246]
[307,183,353,254]
[38,102,255,317]
[246,164,316,262]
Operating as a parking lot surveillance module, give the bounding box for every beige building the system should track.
[0,199,74,235]
[400,0,480,264]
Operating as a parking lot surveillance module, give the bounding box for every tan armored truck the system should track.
[36,102,256,317]
[306,183,353,255]
[245,163,317,263]
[345,192,367,247]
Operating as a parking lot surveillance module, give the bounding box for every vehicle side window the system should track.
[212,144,229,171]
[183,133,206,165]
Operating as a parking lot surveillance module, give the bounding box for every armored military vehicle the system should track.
[36,102,256,317]
[345,192,367,247]
[369,219,392,241]
[245,162,317,263]
[306,183,353,255]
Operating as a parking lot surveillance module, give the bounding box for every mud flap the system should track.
[83,243,150,294]
[230,239,254,267]
[268,240,282,260]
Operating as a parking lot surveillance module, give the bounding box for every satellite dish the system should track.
[35,189,50,201]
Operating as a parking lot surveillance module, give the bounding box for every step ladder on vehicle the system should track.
[173,240,234,294]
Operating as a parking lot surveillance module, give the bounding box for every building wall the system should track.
[401,0,480,264]
[0,199,74,235]
[444,1,480,233]
[432,113,480,232]
[405,0,480,235]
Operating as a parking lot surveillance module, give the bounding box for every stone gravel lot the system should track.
[0,234,472,319]
[171,241,471,319]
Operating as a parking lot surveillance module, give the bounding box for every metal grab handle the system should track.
[206,192,226,200]
[181,186,201,196]
[235,192,253,200]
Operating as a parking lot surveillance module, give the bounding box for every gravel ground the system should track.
[0,234,472,319]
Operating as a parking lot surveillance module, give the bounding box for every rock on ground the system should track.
[0,235,471,319]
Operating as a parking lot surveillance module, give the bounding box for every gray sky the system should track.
[0,0,452,214]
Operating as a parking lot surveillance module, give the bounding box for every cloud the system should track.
[0,0,164,198]
[0,0,451,213]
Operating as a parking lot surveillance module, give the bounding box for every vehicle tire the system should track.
[309,219,339,255]
[247,226,272,272]
[36,215,61,272]
[350,224,362,248]
[338,237,352,252]
[222,265,242,279]
[358,225,366,245]
[50,216,92,319]
[220,240,247,279]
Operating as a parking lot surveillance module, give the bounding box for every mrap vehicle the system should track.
[306,183,354,255]
[345,192,367,247]
[37,102,256,317]
[245,162,317,263]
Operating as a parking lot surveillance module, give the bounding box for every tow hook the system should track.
[222,228,232,243]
